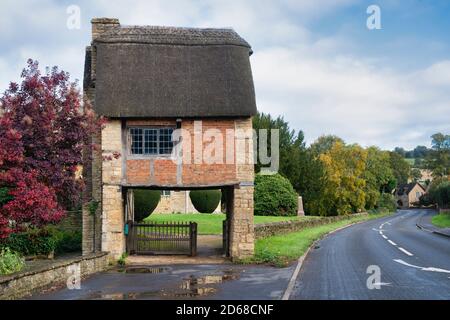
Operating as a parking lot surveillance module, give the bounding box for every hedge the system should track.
[133,189,161,221]
[1,228,57,256]
[254,174,298,216]
[431,181,450,208]
[0,227,82,257]
[189,190,221,213]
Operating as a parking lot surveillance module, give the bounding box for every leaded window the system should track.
[129,127,174,155]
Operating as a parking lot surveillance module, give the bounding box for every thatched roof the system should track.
[86,23,257,118]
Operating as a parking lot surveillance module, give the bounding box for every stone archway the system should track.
[120,185,254,260]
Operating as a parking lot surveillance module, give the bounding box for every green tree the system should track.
[363,147,396,209]
[425,133,450,178]
[410,168,422,182]
[393,147,406,157]
[317,141,367,215]
[310,135,345,156]
[389,152,411,185]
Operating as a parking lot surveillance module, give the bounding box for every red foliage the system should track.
[0,59,104,238]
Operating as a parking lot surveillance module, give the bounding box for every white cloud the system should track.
[0,0,448,150]
[252,44,450,149]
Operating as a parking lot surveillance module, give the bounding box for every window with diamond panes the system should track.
[129,127,174,155]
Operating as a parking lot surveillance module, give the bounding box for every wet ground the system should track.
[126,235,229,265]
[28,264,294,300]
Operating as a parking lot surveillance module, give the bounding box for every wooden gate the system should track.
[126,221,197,256]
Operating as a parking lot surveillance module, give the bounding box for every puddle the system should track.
[116,266,171,274]
[162,269,240,298]
[84,291,160,300]
[86,269,240,299]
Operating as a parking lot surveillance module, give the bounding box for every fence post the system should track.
[190,222,197,257]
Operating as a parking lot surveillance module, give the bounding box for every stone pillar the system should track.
[227,117,255,260]
[297,196,305,216]
[229,185,254,259]
[101,185,125,258]
[100,120,125,259]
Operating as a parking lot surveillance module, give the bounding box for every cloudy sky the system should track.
[1,0,449,149]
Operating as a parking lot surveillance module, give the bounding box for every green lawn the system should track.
[242,212,393,267]
[431,213,450,228]
[145,213,317,235]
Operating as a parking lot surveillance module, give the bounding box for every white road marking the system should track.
[394,259,450,274]
[382,235,388,239]
[372,282,392,287]
[388,240,397,246]
[398,247,413,256]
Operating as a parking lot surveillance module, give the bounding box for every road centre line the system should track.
[388,240,397,246]
[398,247,414,256]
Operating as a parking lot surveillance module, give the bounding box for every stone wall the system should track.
[254,213,368,239]
[57,211,82,233]
[0,252,109,300]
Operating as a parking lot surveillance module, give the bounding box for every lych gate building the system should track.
[82,18,257,260]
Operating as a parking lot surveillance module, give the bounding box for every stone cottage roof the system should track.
[396,182,426,196]
[84,19,257,118]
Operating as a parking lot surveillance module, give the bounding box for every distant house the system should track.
[394,182,427,208]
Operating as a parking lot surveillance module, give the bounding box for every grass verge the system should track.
[146,213,317,235]
[239,212,393,267]
[431,213,450,228]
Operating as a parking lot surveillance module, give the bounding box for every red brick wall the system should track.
[124,118,250,186]
[126,159,150,184]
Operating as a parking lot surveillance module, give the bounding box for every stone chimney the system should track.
[89,18,120,84]
[91,18,120,41]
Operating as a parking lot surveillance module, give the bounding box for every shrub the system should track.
[0,247,25,275]
[0,227,82,257]
[417,179,450,208]
[419,193,434,207]
[52,229,82,254]
[375,193,397,213]
[432,181,450,208]
[189,190,221,213]
[133,190,161,222]
[254,174,298,216]
[2,228,57,256]
[117,252,128,266]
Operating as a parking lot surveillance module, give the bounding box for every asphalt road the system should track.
[29,264,294,300]
[291,209,450,300]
